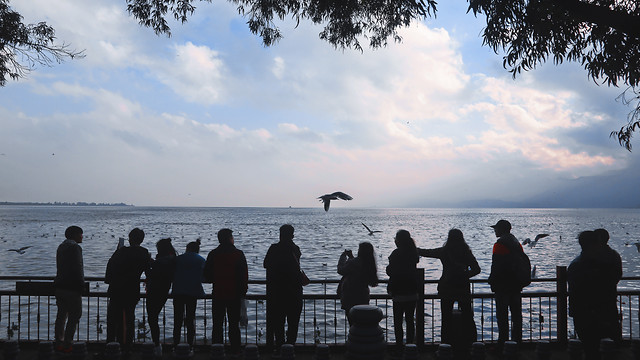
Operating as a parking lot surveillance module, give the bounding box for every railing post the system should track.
[556,265,568,345]
[416,268,425,348]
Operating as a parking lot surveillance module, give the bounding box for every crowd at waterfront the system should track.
[52,219,622,360]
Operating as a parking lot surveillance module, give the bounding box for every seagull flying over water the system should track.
[522,233,550,248]
[362,223,382,236]
[318,191,353,211]
[7,246,32,254]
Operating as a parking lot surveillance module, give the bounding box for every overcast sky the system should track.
[0,0,636,208]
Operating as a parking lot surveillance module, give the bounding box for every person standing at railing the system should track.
[105,227,152,355]
[386,230,419,347]
[418,228,480,347]
[487,219,524,351]
[337,242,379,325]
[54,225,85,354]
[568,230,623,360]
[203,228,248,357]
[145,238,177,357]
[264,224,304,354]
[172,239,205,352]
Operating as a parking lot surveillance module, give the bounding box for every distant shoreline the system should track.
[0,201,133,207]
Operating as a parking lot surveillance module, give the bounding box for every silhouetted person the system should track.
[263,224,304,352]
[338,242,379,324]
[203,229,248,355]
[105,227,152,353]
[419,229,480,346]
[54,225,85,353]
[386,230,419,346]
[145,238,177,357]
[172,239,205,350]
[568,230,622,360]
[487,219,523,350]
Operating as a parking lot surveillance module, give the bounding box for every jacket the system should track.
[419,247,480,296]
[146,255,176,296]
[386,248,419,296]
[54,239,85,292]
[488,233,523,293]
[263,240,303,297]
[203,243,248,300]
[105,245,152,300]
[172,251,205,297]
[338,254,371,310]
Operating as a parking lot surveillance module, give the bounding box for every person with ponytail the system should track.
[337,242,379,324]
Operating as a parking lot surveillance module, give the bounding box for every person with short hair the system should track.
[203,229,248,355]
[263,224,304,351]
[54,225,85,353]
[487,219,523,349]
[172,239,205,350]
[105,228,152,353]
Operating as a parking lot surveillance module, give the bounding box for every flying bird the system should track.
[522,233,550,248]
[318,191,353,211]
[7,246,32,254]
[362,223,382,236]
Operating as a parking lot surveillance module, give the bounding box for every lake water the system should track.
[1,206,639,343]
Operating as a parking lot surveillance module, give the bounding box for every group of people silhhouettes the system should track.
[52,220,623,359]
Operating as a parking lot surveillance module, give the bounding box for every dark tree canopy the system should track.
[0,0,84,86]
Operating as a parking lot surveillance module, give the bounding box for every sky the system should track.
[0,0,637,208]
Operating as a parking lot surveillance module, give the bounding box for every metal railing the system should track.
[1,266,638,346]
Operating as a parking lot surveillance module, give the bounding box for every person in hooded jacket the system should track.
[386,230,419,346]
[203,228,248,355]
[145,238,177,357]
[419,228,480,345]
[105,228,152,353]
[172,239,205,350]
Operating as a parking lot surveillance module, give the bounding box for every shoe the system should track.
[55,344,73,354]
[154,345,163,358]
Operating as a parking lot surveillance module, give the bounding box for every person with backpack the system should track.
[487,219,530,351]
[419,229,480,347]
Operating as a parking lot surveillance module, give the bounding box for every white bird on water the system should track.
[362,223,382,236]
[522,234,550,248]
[7,246,32,254]
[318,192,353,212]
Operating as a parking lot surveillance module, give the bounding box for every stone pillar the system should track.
[105,342,122,360]
[470,342,485,360]
[346,305,386,360]
[568,339,583,360]
[245,344,260,360]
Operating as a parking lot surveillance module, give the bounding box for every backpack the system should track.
[513,248,532,289]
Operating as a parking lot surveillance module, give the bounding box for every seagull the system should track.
[7,246,32,254]
[522,233,550,248]
[531,265,537,279]
[362,223,382,236]
[318,191,353,211]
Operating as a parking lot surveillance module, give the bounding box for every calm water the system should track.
[1,206,639,286]
[1,206,639,343]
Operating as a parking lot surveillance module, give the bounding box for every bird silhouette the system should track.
[362,223,382,236]
[7,246,32,254]
[522,233,550,248]
[318,192,353,211]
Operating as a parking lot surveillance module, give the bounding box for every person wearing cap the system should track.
[487,219,523,349]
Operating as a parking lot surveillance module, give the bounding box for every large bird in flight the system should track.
[318,192,353,211]
[7,246,32,254]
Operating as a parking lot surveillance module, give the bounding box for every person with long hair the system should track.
[419,229,480,345]
[145,238,177,357]
[386,230,419,346]
[337,242,379,324]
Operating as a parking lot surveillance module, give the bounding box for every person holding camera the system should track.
[337,242,379,324]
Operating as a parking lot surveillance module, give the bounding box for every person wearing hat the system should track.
[487,219,523,349]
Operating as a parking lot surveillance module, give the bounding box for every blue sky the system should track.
[0,0,636,207]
